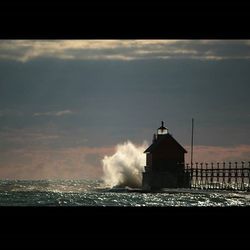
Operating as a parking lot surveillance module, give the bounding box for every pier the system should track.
[184,161,250,191]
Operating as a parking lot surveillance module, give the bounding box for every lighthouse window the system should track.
[157,128,168,135]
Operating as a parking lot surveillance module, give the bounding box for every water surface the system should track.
[0,179,250,206]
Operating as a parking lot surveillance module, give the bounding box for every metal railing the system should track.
[184,161,250,191]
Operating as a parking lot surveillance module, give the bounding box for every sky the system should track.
[0,40,250,179]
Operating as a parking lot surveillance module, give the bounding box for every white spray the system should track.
[102,141,148,188]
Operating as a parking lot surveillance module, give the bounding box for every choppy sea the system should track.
[0,179,250,206]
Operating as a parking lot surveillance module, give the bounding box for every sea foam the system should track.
[102,141,148,188]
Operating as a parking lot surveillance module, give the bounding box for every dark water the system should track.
[0,179,250,206]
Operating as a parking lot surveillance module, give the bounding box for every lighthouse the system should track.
[142,121,190,190]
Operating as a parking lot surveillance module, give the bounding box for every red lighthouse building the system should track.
[142,121,190,190]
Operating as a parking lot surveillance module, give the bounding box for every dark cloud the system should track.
[0,40,250,179]
[1,58,250,147]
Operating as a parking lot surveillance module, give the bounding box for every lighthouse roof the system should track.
[144,133,187,153]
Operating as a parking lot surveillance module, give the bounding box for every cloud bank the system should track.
[0,141,250,180]
[0,146,115,180]
[33,109,74,117]
[185,144,250,163]
[0,40,250,62]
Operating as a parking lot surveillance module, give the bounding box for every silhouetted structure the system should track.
[186,161,250,191]
[142,121,190,190]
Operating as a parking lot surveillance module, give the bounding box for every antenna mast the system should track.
[191,118,194,166]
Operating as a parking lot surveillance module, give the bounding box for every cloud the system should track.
[1,142,250,179]
[0,146,115,179]
[0,40,250,62]
[0,126,94,153]
[0,109,23,117]
[0,128,61,148]
[55,110,74,116]
[185,144,250,163]
[33,109,74,117]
